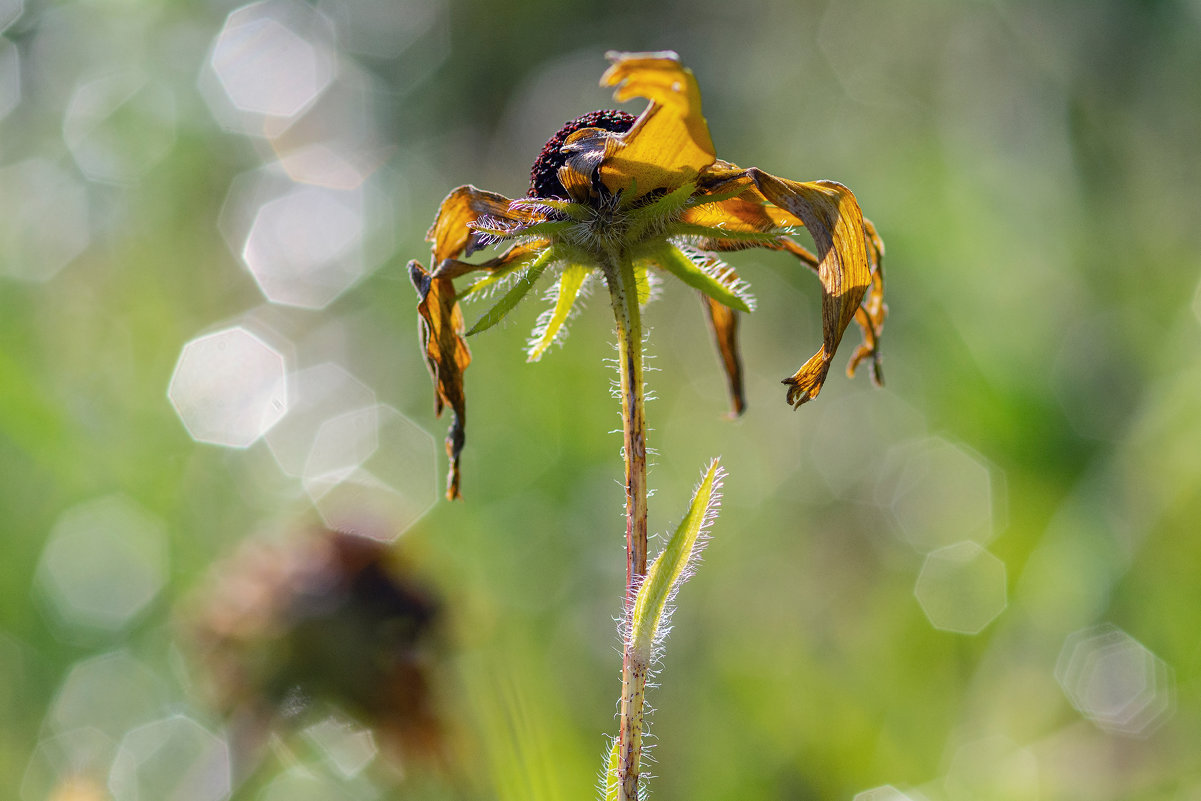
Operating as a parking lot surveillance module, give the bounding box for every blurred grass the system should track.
[3,0,1201,799]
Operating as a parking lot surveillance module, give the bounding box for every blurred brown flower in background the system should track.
[182,528,446,780]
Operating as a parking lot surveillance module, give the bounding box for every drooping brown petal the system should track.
[845,219,886,386]
[427,186,520,263]
[744,169,872,407]
[413,243,545,500]
[697,207,886,391]
[696,166,875,407]
[700,294,746,417]
[410,260,469,500]
[432,243,541,282]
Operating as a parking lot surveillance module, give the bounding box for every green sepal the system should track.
[629,458,724,662]
[468,247,555,335]
[497,219,573,240]
[624,180,696,241]
[527,263,591,361]
[463,258,530,299]
[515,197,592,221]
[662,221,789,244]
[639,243,751,313]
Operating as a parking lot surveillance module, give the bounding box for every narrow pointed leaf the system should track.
[624,180,696,241]
[528,263,590,361]
[629,458,724,661]
[463,259,528,298]
[468,248,555,335]
[510,197,592,221]
[643,243,751,313]
[601,738,620,801]
[664,221,787,245]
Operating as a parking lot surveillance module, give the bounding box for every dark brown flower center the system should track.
[529,109,635,199]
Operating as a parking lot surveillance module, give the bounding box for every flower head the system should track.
[410,51,886,499]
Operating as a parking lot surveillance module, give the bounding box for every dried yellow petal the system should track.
[599,51,717,197]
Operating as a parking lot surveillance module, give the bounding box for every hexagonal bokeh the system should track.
[168,326,288,448]
[0,158,90,283]
[62,70,176,184]
[20,727,116,801]
[303,404,438,541]
[302,715,377,778]
[242,184,367,308]
[853,785,916,801]
[878,437,998,552]
[219,165,377,309]
[914,541,1007,634]
[47,651,168,741]
[0,37,20,121]
[202,0,336,135]
[1055,623,1175,737]
[944,735,1037,800]
[34,495,168,632]
[266,60,384,190]
[265,362,376,477]
[809,389,925,497]
[303,405,379,482]
[108,716,231,801]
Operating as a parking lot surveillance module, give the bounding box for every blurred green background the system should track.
[3,0,1201,799]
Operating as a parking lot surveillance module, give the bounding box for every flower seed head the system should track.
[529,109,635,199]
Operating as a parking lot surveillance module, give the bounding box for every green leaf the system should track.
[463,259,528,298]
[662,221,790,244]
[629,458,724,662]
[486,218,573,241]
[601,737,620,801]
[468,248,555,335]
[527,263,591,361]
[513,197,592,221]
[640,243,752,313]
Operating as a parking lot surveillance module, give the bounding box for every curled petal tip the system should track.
[408,259,430,291]
[782,350,834,409]
[597,53,715,197]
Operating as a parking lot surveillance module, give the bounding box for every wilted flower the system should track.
[183,528,445,773]
[411,51,885,500]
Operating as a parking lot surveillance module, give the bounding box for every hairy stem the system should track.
[605,252,649,801]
